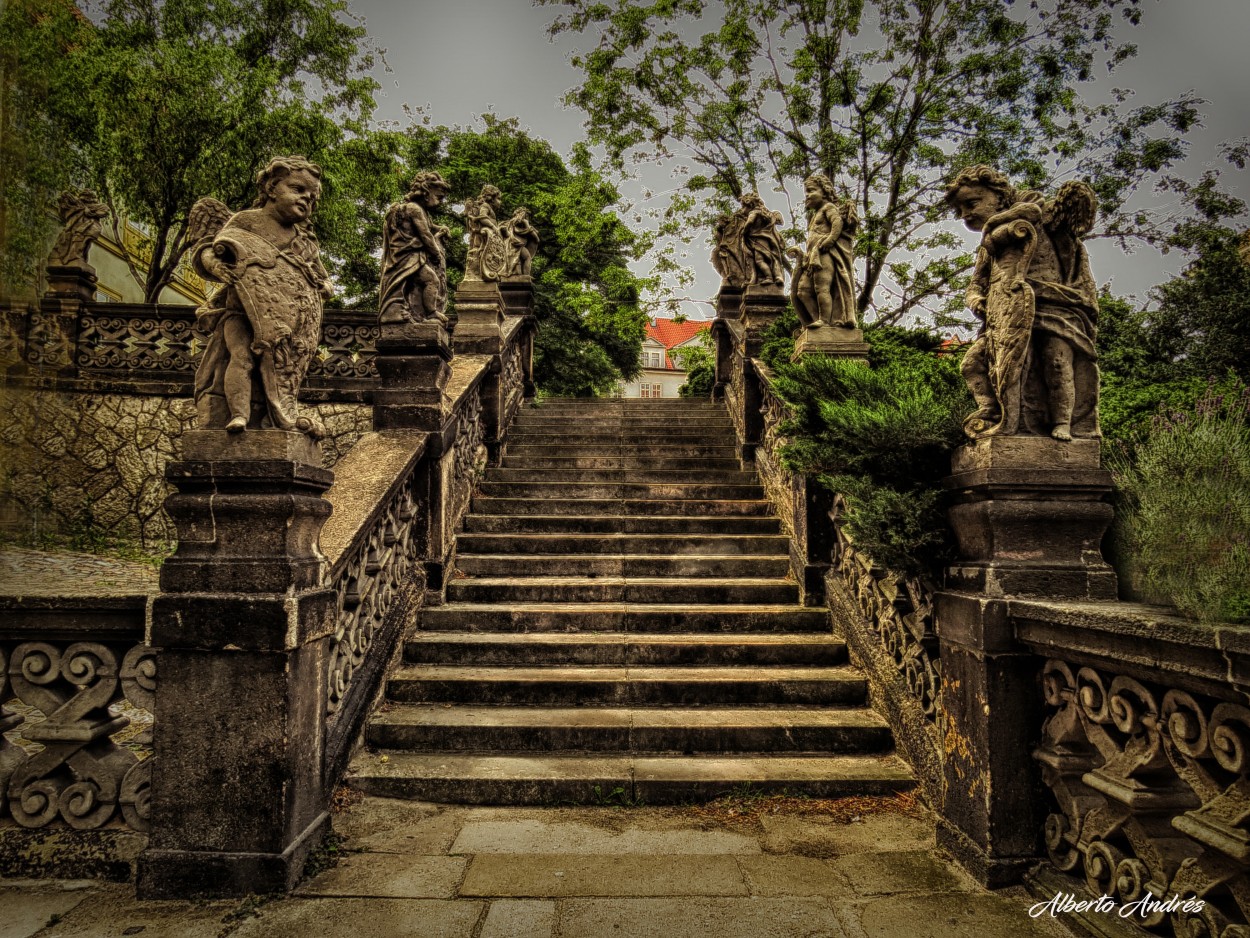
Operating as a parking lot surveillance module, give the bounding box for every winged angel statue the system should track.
[186,156,332,438]
[945,166,1101,441]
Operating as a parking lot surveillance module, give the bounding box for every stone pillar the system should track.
[737,286,787,461]
[453,281,505,356]
[138,430,336,898]
[21,267,96,376]
[792,476,835,606]
[373,321,452,433]
[934,436,1116,887]
[711,285,743,402]
[791,324,870,362]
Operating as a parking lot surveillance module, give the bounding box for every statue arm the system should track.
[966,246,990,318]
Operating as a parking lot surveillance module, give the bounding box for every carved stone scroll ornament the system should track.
[379,171,452,325]
[3,642,155,833]
[47,189,109,272]
[448,389,488,539]
[188,156,333,438]
[945,166,1101,442]
[326,469,421,716]
[789,173,858,329]
[1036,660,1250,935]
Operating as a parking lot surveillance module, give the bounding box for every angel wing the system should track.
[187,197,233,245]
[1046,181,1097,239]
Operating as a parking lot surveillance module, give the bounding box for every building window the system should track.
[639,383,663,399]
[644,351,662,368]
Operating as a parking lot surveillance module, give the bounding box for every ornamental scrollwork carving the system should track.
[448,389,487,540]
[833,496,941,723]
[307,319,378,380]
[326,468,422,716]
[500,334,526,433]
[1036,660,1250,936]
[1,640,155,833]
[76,313,201,372]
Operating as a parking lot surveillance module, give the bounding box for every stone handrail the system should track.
[1020,601,1250,936]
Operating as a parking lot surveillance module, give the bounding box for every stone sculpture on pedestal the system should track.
[712,193,789,290]
[187,155,332,438]
[48,189,109,272]
[944,164,1100,441]
[463,184,507,283]
[504,207,540,278]
[790,173,857,329]
[379,171,452,326]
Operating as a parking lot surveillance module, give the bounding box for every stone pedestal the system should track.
[934,434,1117,887]
[44,264,97,303]
[373,320,452,432]
[453,281,505,355]
[735,286,787,459]
[791,324,869,362]
[500,278,537,399]
[945,436,1117,600]
[138,430,335,898]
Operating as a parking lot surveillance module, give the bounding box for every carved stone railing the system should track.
[1,575,158,878]
[1018,602,1250,935]
[2,300,378,397]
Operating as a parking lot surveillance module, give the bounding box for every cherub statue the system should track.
[463,184,507,282]
[503,207,540,278]
[740,193,789,287]
[944,165,1100,441]
[187,156,332,438]
[48,189,109,271]
[379,171,452,325]
[789,173,857,328]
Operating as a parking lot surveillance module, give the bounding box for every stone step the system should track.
[403,632,845,667]
[365,705,890,753]
[386,665,867,706]
[453,533,791,556]
[420,603,830,633]
[453,553,790,578]
[461,515,781,535]
[508,429,734,442]
[348,752,915,805]
[484,468,760,485]
[501,455,744,470]
[469,497,773,517]
[507,443,740,458]
[445,576,799,605]
[476,481,765,500]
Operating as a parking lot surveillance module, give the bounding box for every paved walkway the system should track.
[1,793,1080,938]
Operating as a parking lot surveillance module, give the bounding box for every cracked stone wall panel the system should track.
[315,403,372,469]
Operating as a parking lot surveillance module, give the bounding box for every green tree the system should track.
[0,0,94,297]
[675,327,714,397]
[327,116,651,396]
[544,0,1202,326]
[26,0,378,303]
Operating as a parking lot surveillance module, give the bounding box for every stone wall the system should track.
[0,386,371,547]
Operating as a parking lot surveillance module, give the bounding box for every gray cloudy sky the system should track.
[352,0,1250,320]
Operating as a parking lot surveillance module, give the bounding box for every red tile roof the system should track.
[646,318,709,350]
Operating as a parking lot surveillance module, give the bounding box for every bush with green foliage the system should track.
[675,328,714,398]
[1108,381,1250,624]
[767,324,971,578]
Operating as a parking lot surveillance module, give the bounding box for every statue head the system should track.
[481,184,503,207]
[252,155,323,221]
[944,165,1016,232]
[407,170,451,207]
[741,192,765,210]
[803,173,837,209]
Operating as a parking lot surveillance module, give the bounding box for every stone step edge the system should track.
[390,665,862,682]
[369,704,887,728]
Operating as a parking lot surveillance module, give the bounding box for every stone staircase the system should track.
[348,398,913,803]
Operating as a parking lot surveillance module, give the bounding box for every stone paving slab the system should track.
[460,853,750,898]
[229,897,485,938]
[0,796,1083,938]
[450,817,760,855]
[293,853,466,899]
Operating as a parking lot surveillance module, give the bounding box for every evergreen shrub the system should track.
[1109,379,1250,624]
[767,323,971,578]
